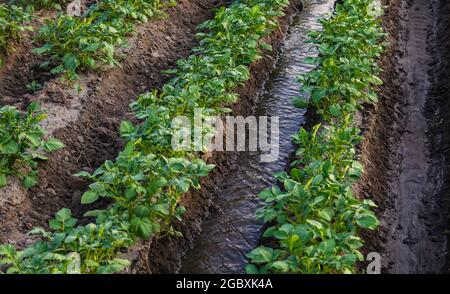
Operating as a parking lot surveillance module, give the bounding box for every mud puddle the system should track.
[180,0,335,274]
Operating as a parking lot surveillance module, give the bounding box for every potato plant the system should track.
[246,0,384,273]
[0,208,132,273]
[0,103,65,188]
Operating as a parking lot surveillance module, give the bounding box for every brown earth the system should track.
[357,0,450,274]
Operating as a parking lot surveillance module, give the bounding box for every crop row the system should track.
[33,0,171,80]
[10,1,72,11]
[0,1,71,67]
[0,0,291,274]
[1,1,169,79]
[0,3,32,66]
[246,0,385,274]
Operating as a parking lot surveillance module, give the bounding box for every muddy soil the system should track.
[357,0,450,273]
[143,0,303,274]
[0,0,226,246]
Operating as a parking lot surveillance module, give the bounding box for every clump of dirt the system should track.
[357,0,450,273]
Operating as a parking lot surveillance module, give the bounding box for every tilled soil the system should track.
[358,0,450,273]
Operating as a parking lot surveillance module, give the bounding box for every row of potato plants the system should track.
[0,0,291,273]
[1,3,65,186]
[9,1,72,11]
[0,3,32,66]
[33,0,172,80]
[1,1,69,66]
[246,0,385,273]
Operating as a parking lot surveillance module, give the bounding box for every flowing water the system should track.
[181,0,336,274]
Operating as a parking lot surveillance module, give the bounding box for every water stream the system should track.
[181,0,335,274]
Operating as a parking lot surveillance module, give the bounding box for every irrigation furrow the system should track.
[181,0,335,274]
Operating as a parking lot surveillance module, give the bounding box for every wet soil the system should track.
[358,0,450,273]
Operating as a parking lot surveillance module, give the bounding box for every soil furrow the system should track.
[359,0,450,273]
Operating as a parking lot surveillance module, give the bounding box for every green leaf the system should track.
[311,88,326,104]
[49,219,61,230]
[0,174,8,187]
[272,260,289,273]
[74,171,92,178]
[303,57,318,64]
[62,53,78,71]
[44,138,65,152]
[147,177,167,195]
[258,188,273,200]
[50,65,64,75]
[318,239,335,254]
[292,96,309,109]
[30,152,49,161]
[153,204,170,216]
[245,264,259,274]
[306,219,323,230]
[83,210,104,217]
[23,175,38,189]
[64,235,78,244]
[97,259,131,274]
[81,191,99,204]
[329,104,341,116]
[175,179,190,193]
[120,121,135,135]
[356,213,379,229]
[130,217,154,240]
[273,229,288,240]
[0,140,19,155]
[318,209,332,222]
[246,247,274,264]
[55,208,72,222]
[0,244,17,259]
[33,44,53,55]
[86,57,96,68]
